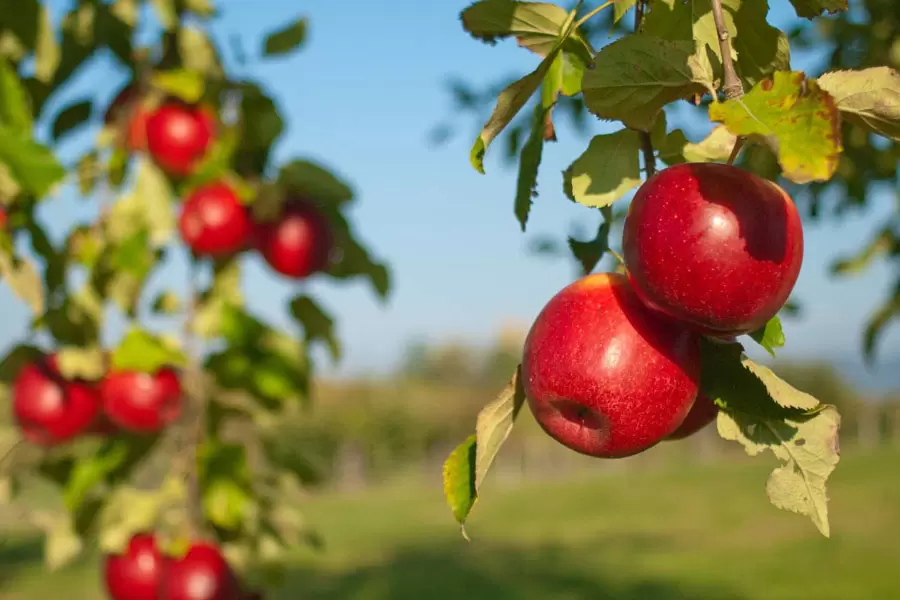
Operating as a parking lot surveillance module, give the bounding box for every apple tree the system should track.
[443,0,898,540]
[0,1,389,598]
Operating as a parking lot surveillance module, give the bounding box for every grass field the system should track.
[2,448,898,599]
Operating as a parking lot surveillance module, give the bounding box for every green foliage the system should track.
[564,129,642,207]
[0,0,391,586]
[749,316,786,357]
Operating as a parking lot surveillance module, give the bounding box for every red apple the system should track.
[100,368,183,434]
[12,355,102,445]
[104,533,168,600]
[165,541,241,600]
[622,163,803,337]
[253,202,333,279]
[522,272,701,458]
[666,393,719,440]
[146,103,215,176]
[179,182,252,256]
[105,84,150,151]
[0,207,7,229]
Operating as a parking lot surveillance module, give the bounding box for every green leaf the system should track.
[55,346,106,381]
[568,220,611,275]
[0,344,43,383]
[0,58,33,134]
[0,241,45,315]
[75,151,100,195]
[278,160,354,206]
[151,69,205,104]
[152,290,182,314]
[36,513,84,571]
[132,158,175,246]
[151,0,177,29]
[184,0,215,17]
[643,0,790,89]
[34,6,60,83]
[658,125,738,165]
[709,72,843,184]
[193,260,243,338]
[51,99,92,141]
[111,328,188,373]
[442,367,526,535]
[178,26,222,77]
[470,62,552,173]
[563,129,641,208]
[748,316,785,357]
[0,125,66,197]
[97,486,167,554]
[289,295,340,362]
[788,0,847,19]
[701,340,840,537]
[460,0,573,57]
[583,35,716,131]
[817,67,900,141]
[442,435,476,536]
[62,439,131,513]
[613,0,636,22]
[204,479,252,530]
[513,103,549,231]
[263,17,308,57]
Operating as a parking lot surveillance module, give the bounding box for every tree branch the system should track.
[634,0,657,176]
[710,0,743,100]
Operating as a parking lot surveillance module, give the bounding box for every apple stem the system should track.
[710,0,744,101]
[609,248,625,266]
[727,137,745,165]
[634,1,657,177]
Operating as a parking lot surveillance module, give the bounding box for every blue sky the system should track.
[4,0,898,390]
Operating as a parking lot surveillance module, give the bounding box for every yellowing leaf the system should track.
[35,513,84,571]
[702,340,841,537]
[563,129,641,208]
[583,36,716,131]
[0,246,45,315]
[56,346,106,381]
[708,71,843,184]
[817,67,900,141]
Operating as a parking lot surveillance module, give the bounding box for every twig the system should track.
[634,1,657,177]
[574,0,615,29]
[710,0,743,100]
[177,257,208,540]
[727,137,745,165]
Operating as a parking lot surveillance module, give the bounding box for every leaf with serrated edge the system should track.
[643,0,790,89]
[460,0,571,57]
[749,316,785,358]
[788,0,847,19]
[442,435,476,535]
[583,36,716,131]
[613,0,636,22]
[514,103,548,230]
[471,63,551,173]
[817,67,900,141]
[709,71,842,184]
[474,367,526,490]
[564,129,641,208]
[704,341,840,537]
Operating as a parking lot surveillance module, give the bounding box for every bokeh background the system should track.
[1,0,898,599]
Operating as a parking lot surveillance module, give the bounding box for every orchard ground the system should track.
[2,445,898,600]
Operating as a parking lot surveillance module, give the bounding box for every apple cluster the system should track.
[522,163,803,458]
[105,533,261,600]
[106,84,335,278]
[12,353,182,446]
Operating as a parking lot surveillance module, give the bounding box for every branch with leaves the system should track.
[0,1,390,597]
[441,0,899,542]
